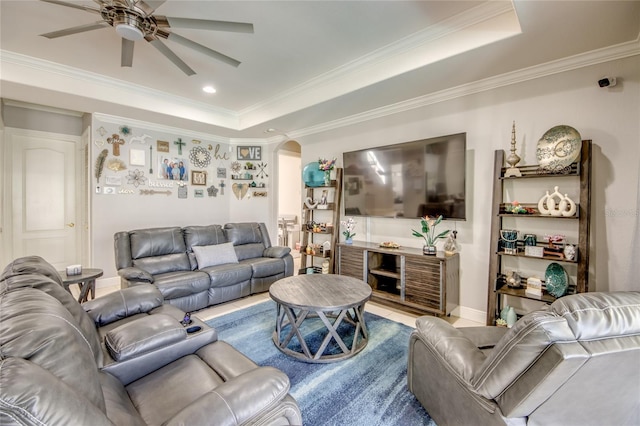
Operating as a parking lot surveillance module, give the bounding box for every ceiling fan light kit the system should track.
[115,23,144,41]
[39,0,254,75]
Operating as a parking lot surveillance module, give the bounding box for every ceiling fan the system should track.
[39,0,254,76]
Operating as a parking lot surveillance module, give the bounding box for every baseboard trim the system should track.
[456,305,487,325]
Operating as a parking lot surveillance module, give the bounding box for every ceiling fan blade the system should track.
[40,21,110,39]
[165,17,254,34]
[121,38,134,67]
[168,33,241,68]
[40,0,101,14]
[136,0,166,14]
[149,39,196,76]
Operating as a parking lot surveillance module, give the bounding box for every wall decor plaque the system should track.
[157,140,170,153]
[237,146,262,161]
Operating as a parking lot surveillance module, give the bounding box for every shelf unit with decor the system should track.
[299,168,343,274]
[337,241,459,316]
[486,140,591,325]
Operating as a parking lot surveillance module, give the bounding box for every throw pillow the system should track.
[192,243,239,268]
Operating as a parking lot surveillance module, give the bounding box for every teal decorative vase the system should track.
[324,170,331,186]
[500,305,511,321]
[506,307,517,328]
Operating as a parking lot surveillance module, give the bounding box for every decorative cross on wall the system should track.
[174,138,186,155]
[107,134,125,156]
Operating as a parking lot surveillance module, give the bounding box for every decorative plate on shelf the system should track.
[536,125,582,172]
[302,162,324,187]
[545,262,569,298]
[379,242,400,249]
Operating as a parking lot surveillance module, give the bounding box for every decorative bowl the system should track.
[545,262,569,298]
[536,125,582,172]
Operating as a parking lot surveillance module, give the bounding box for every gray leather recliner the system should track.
[408,291,640,426]
[0,256,302,425]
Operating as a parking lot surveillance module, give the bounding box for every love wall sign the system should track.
[237,146,262,161]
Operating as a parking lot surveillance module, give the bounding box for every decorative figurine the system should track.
[504,121,522,177]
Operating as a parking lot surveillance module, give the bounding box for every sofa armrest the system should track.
[105,314,186,362]
[117,266,154,283]
[263,246,291,258]
[164,367,291,426]
[83,285,164,326]
[413,316,488,383]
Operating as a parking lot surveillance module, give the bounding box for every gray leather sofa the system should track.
[0,256,302,425]
[408,291,640,426]
[115,222,293,312]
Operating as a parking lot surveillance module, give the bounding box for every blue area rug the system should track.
[205,300,435,426]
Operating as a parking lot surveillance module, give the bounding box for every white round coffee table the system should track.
[269,274,372,363]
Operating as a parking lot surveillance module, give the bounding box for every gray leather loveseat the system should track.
[408,291,640,426]
[115,222,293,312]
[0,255,302,425]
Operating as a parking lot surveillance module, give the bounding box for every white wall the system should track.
[90,114,273,280]
[299,56,640,319]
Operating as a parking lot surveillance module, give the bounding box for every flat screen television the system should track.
[343,133,466,220]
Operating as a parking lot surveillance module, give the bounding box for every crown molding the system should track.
[0,50,241,129]
[2,99,84,117]
[93,112,234,144]
[293,37,640,138]
[237,1,520,129]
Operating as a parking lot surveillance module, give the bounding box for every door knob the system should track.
[66,223,75,228]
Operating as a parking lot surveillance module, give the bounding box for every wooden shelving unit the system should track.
[486,140,592,325]
[299,168,343,274]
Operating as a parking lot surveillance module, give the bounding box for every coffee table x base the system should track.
[273,302,369,363]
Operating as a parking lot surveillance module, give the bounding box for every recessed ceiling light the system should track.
[202,86,216,94]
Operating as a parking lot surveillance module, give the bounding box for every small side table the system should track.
[57,268,103,303]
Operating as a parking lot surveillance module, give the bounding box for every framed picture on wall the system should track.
[191,170,207,186]
[158,155,188,181]
[129,149,146,166]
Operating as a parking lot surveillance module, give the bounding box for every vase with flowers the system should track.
[318,158,336,186]
[341,217,356,244]
[412,215,450,255]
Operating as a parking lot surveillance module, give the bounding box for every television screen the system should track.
[343,133,466,220]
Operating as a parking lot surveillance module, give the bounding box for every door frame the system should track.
[1,127,87,267]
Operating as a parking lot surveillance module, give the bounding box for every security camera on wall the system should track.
[598,77,617,88]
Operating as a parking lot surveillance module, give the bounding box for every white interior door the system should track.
[9,129,80,269]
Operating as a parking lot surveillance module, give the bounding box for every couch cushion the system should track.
[130,227,186,258]
[551,291,640,339]
[224,223,264,245]
[202,263,253,288]
[472,309,577,399]
[0,255,64,285]
[133,253,192,275]
[243,257,285,278]
[129,227,191,275]
[193,242,239,268]
[152,270,210,299]
[184,225,227,249]
[99,372,147,426]
[126,354,225,425]
[0,358,113,426]
[1,273,104,367]
[0,288,107,412]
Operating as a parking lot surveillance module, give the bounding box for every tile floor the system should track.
[81,282,482,329]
